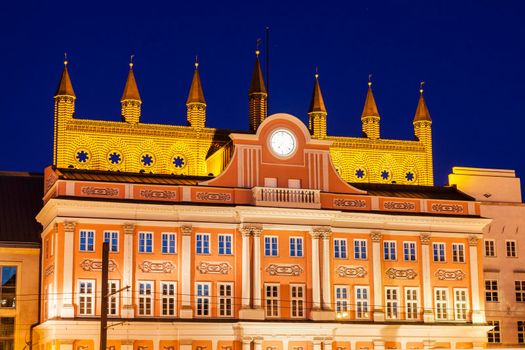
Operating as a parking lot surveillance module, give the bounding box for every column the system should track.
[420,233,434,323]
[242,338,252,350]
[121,341,133,350]
[253,338,262,350]
[468,235,484,323]
[240,226,252,309]
[58,340,74,350]
[321,229,332,310]
[313,339,322,350]
[252,226,263,309]
[122,223,135,318]
[323,339,333,350]
[371,231,384,322]
[61,221,75,317]
[310,229,322,311]
[180,224,193,318]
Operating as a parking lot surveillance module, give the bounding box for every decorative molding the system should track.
[64,221,76,233]
[140,189,177,200]
[80,259,117,272]
[468,235,479,247]
[138,260,176,273]
[265,263,304,276]
[335,265,367,278]
[180,225,192,236]
[420,233,431,245]
[123,223,134,235]
[383,201,415,210]
[370,231,382,243]
[333,198,367,208]
[385,267,417,279]
[81,186,119,197]
[45,264,54,277]
[311,226,330,239]
[240,224,263,237]
[45,171,58,193]
[196,192,232,201]
[197,261,232,274]
[435,269,466,280]
[431,203,464,213]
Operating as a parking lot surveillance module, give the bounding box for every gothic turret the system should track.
[308,71,327,139]
[413,83,433,185]
[53,58,76,165]
[361,80,380,139]
[186,59,206,128]
[121,59,142,124]
[248,50,267,132]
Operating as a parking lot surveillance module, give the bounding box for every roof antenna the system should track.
[368,73,372,87]
[265,26,270,112]
[195,55,199,69]
[420,81,425,94]
[64,52,68,66]
[129,54,134,69]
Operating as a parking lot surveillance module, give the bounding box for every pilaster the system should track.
[420,233,434,323]
[239,225,265,320]
[180,224,193,318]
[122,223,135,318]
[61,221,75,318]
[371,231,384,322]
[468,235,484,323]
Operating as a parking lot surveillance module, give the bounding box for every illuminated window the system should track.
[454,288,468,321]
[334,239,347,259]
[487,320,501,343]
[383,241,396,261]
[0,317,14,350]
[403,242,416,261]
[196,282,210,316]
[290,284,305,318]
[265,284,279,317]
[289,237,303,257]
[452,243,465,262]
[385,287,399,320]
[335,285,349,313]
[196,234,210,254]
[161,282,176,316]
[354,239,367,259]
[433,243,446,262]
[405,287,419,320]
[218,234,232,255]
[104,231,119,252]
[264,236,278,257]
[506,240,517,257]
[108,280,119,316]
[218,283,233,317]
[162,233,176,254]
[434,288,449,320]
[78,280,95,316]
[485,239,496,257]
[485,280,499,302]
[79,230,95,252]
[0,267,16,308]
[138,232,153,253]
[138,281,153,316]
[515,281,525,302]
[355,286,369,319]
[518,321,525,344]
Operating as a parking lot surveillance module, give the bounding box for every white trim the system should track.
[108,279,120,317]
[383,240,397,261]
[77,279,95,316]
[353,239,367,260]
[160,281,177,317]
[434,287,450,321]
[484,239,496,257]
[79,229,95,252]
[103,230,120,253]
[137,280,154,316]
[138,231,154,253]
[432,242,446,262]
[453,288,468,321]
[354,285,370,319]
[195,233,211,254]
[290,284,306,319]
[402,241,417,261]
[385,286,400,320]
[195,282,212,317]
[333,238,348,259]
[505,239,518,257]
[289,236,304,257]
[404,287,419,320]
[452,243,465,263]
[217,282,234,318]
[264,235,279,257]
[161,232,177,254]
[264,283,280,318]
[218,233,233,255]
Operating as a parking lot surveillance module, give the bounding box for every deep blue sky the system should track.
[1,1,524,187]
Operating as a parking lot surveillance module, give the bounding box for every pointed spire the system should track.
[55,54,76,98]
[249,50,267,94]
[361,77,379,117]
[413,82,432,122]
[121,55,141,102]
[186,56,206,104]
[308,69,327,113]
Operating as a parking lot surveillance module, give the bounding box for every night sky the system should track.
[2,1,524,188]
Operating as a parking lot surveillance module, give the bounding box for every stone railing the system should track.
[252,187,321,209]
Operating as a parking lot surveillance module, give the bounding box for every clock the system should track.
[269,129,296,157]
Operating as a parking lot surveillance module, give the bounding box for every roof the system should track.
[308,75,327,114]
[0,172,43,245]
[248,55,267,94]
[413,92,431,122]
[186,65,206,104]
[361,84,379,117]
[54,64,76,97]
[351,182,475,201]
[121,65,141,101]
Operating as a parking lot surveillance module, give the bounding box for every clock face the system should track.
[269,129,296,157]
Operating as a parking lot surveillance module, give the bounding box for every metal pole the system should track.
[100,242,109,350]
[266,26,270,111]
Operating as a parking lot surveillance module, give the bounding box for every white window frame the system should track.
[196,233,211,254]
[264,236,279,257]
[433,242,446,262]
[334,238,348,259]
[516,280,525,302]
[77,279,95,316]
[137,281,154,316]
[454,288,468,321]
[434,288,449,320]
[161,232,177,254]
[383,241,397,261]
[79,230,95,252]
[354,239,367,260]
[484,239,496,257]
[290,284,305,318]
[265,283,280,317]
[218,234,233,255]
[334,285,350,314]
[108,280,120,316]
[403,241,417,261]
[385,287,400,320]
[452,243,465,263]
[405,287,419,320]
[289,237,304,257]
[485,279,499,302]
[138,232,153,253]
[104,231,119,252]
[195,282,211,317]
[161,281,177,316]
[487,320,501,343]
[217,282,233,317]
[355,286,369,319]
[506,240,518,257]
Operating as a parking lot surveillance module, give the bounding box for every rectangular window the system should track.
[452,243,465,263]
[385,287,399,319]
[161,282,177,316]
[518,321,525,344]
[43,285,49,319]
[108,280,119,316]
[138,232,153,253]
[218,283,233,317]
[434,288,449,320]
[354,239,367,259]
[433,243,446,262]
[265,284,279,317]
[290,284,305,318]
[403,242,416,261]
[506,240,517,257]
[383,241,397,261]
[218,234,232,255]
[138,281,153,316]
[289,237,303,257]
[104,231,119,252]
[78,280,95,316]
[0,266,17,308]
[161,233,176,254]
[334,239,347,259]
[485,280,499,302]
[485,239,496,257]
[454,288,468,321]
[79,230,95,252]
[45,238,50,259]
[196,282,211,316]
[515,280,525,302]
[0,317,14,350]
[487,320,501,343]
[355,286,369,319]
[405,287,419,320]
[196,234,210,254]
[264,236,278,257]
[334,285,349,313]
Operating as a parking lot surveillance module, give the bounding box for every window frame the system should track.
[487,320,501,343]
[353,239,367,260]
[138,232,153,253]
[264,283,280,318]
[515,280,525,302]
[334,285,350,314]
[195,282,211,317]
[196,233,211,255]
[518,320,524,344]
[454,288,468,321]
[404,287,419,320]
[355,286,369,319]
[217,282,234,317]
[0,266,17,309]
[484,239,496,257]
[79,230,95,252]
[264,236,279,257]
[218,234,233,255]
[334,238,348,259]
[161,281,177,316]
[161,232,177,254]
[290,284,305,319]
[403,241,417,262]
[452,243,465,263]
[485,279,499,302]
[77,279,95,316]
[289,236,304,257]
[108,280,120,317]
[383,241,397,261]
[432,242,446,262]
[385,286,400,320]
[506,240,518,257]
[137,281,154,316]
[104,231,119,253]
[434,288,449,321]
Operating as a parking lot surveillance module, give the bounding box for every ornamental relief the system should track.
[197,261,232,274]
[383,201,416,210]
[385,267,418,280]
[335,265,367,278]
[431,203,464,213]
[45,265,54,277]
[435,269,466,280]
[138,260,176,273]
[333,198,367,208]
[196,192,232,201]
[80,259,117,272]
[139,189,177,200]
[81,186,119,197]
[265,264,304,276]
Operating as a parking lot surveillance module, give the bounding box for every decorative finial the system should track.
[420,81,425,94]
[256,38,262,57]
[195,55,199,69]
[64,52,68,66]
[315,66,319,79]
[129,54,134,69]
[368,74,372,87]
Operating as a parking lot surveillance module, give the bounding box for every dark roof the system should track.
[350,182,475,201]
[0,172,43,246]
